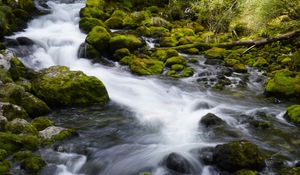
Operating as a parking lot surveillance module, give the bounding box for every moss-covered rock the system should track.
[86,0,105,8]
[8,56,34,81]
[0,83,51,117]
[31,117,54,131]
[253,57,268,67]
[5,118,38,135]
[0,68,13,84]
[80,7,107,20]
[213,140,265,172]
[171,28,195,39]
[279,167,300,175]
[0,160,11,174]
[109,34,144,52]
[104,16,124,29]
[165,56,186,67]
[200,113,226,127]
[284,105,300,125]
[86,26,111,53]
[113,48,131,61]
[39,126,76,145]
[265,69,300,97]
[233,63,247,73]
[0,102,28,121]
[0,149,7,161]
[159,36,178,47]
[136,26,169,37]
[79,17,107,33]
[204,47,227,59]
[141,17,171,28]
[171,64,184,71]
[151,49,178,62]
[13,151,45,173]
[0,132,39,153]
[129,57,164,75]
[32,66,109,107]
[234,169,258,175]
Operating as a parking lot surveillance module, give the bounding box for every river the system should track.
[7,1,300,175]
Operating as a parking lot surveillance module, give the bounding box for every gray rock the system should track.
[0,50,14,71]
[39,126,66,140]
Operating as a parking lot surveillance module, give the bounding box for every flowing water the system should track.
[6,1,300,175]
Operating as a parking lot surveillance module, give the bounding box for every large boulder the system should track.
[284,105,300,125]
[204,47,227,59]
[265,70,300,97]
[86,26,111,53]
[79,17,107,33]
[213,140,266,172]
[129,57,164,75]
[32,66,109,107]
[200,113,226,127]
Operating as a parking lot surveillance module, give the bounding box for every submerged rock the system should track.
[284,105,300,125]
[32,66,109,107]
[165,152,193,174]
[213,140,265,172]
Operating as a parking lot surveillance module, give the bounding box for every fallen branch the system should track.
[172,30,300,51]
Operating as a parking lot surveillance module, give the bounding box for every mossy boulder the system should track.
[86,0,105,8]
[5,118,38,135]
[233,63,247,73]
[0,83,51,117]
[136,26,169,37]
[279,167,300,175]
[13,151,45,173]
[165,56,186,67]
[31,117,54,131]
[32,66,109,107]
[8,56,35,81]
[141,17,171,28]
[213,140,265,172]
[0,68,13,84]
[113,48,131,61]
[171,28,195,39]
[204,47,227,59]
[131,11,151,24]
[0,102,28,121]
[80,7,107,20]
[0,132,39,153]
[171,64,184,71]
[159,36,178,47]
[265,70,300,97]
[129,58,164,75]
[151,49,178,62]
[284,105,300,125]
[104,16,124,29]
[200,113,226,127]
[86,26,111,53]
[79,17,107,33]
[39,126,76,145]
[253,57,268,67]
[0,160,11,174]
[167,68,194,78]
[109,34,144,52]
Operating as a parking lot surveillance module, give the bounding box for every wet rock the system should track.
[213,140,266,172]
[205,59,225,65]
[32,66,109,107]
[165,152,193,174]
[204,47,227,59]
[197,147,214,165]
[200,113,226,127]
[234,169,258,175]
[279,167,300,175]
[109,34,144,52]
[16,37,35,46]
[13,151,45,173]
[284,105,300,125]
[249,120,272,129]
[39,126,76,144]
[0,50,15,71]
[31,117,54,131]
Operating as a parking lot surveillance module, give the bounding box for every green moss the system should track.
[141,17,171,28]
[109,34,144,52]
[52,128,76,142]
[234,169,258,175]
[5,119,38,135]
[165,56,186,67]
[281,57,292,65]
[0,132,38,153]
[86,0,105,8]
[79,17,107,33]
[129,58,164,75]
[86,26,111,53]
[233,63,247,73]
[13,151,45,173]
[0,160,11,174]
[159,36,178,47]
[113,48,131,61]
[204,47,227,59]
[111,10,127,18]
[80,7,107,20]
[171,64,184,71]
[0,68,13,83]
[8,56,28,81]
[265,70,300,97]
[136,26,169,37]
[31,117,54,131]
[120,55,134,65]
[0,83,51,117]
[253,57,268,67]
[213,140,265,172]
[0,149,7,161]
[104,16,124,29]
[151,49,178,62]
[171,28,195,39]
[1,103,28,121]
[285,105,300,124]
[32,66,109,107]
[131,11,151,24]
[182,68,194,77]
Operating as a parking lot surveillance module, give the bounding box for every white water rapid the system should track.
[8,1,289,175]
